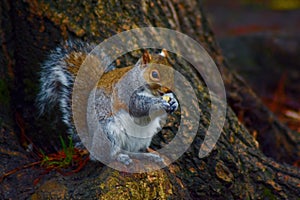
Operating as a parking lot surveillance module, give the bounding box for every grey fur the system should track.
[37,41,179,165]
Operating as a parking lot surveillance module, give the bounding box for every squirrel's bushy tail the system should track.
[37,47,68,115]
[36,41,95,120]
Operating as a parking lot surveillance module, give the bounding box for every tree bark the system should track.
[0,0,299,199]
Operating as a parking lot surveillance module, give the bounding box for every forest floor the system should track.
[203,0,300,133]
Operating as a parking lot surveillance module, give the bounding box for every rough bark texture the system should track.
[0,0,299,199]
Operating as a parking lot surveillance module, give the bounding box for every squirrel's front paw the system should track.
[161,93,178,113]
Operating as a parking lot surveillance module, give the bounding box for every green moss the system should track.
[263,188,276,200]
[26,0,150,40]
[0,78,10,106]
[23,78,39,102]
[99,169,173,199]
[0,117,3,128]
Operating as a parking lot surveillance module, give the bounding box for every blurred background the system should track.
[203,0,300,133]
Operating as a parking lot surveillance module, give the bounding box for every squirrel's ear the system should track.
[159,49,168,58]
[142,50,152,64]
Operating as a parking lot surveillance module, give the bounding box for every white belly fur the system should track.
[110,110,167,152]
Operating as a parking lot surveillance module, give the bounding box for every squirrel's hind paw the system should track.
[117,153,133,165]
[147,153,164,163]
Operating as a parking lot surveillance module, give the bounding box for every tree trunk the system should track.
[0,0,299,199]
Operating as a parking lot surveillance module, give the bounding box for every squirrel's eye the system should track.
[150,70,160,81]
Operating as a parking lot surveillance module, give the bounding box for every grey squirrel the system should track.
[37,40,178,165]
